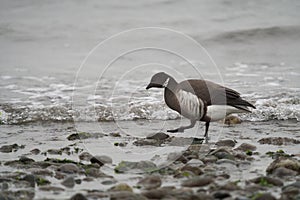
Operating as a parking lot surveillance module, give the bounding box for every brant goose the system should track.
[146,72,255,140]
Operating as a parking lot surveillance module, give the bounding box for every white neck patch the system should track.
[163,78,170,87]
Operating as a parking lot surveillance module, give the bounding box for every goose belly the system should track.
[206,105,246,121]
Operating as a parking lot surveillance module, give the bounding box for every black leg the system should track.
[204,122,210,142]
[167,120,196,133]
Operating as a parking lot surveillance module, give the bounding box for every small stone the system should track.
[91,155,112,165]
[187,159,205,167]
[252,193,276,200]
[23,174,35,187]
[212,191,231,199]
[67,132,92,141]
[102,179,117,185]
[47,149,62,155]
[109,183,133,192]
[30,148,41,155]
[79,152,93,161]
[224,115,242,125]
[58,163,80,174]
[266,157,300,175]
[70,193,87,200]
[0,143,24,153]
[133,139,162,146]
[137,175,162,190]
[216,159,236,165]
[114,161,157,173]
[146,132,169,140]
[61,176,75,188]
[110,191,148,200]
[180,165,203,176]
[39,186,64,192]
[19,156,35,164]
[272,167,298,178]
[258,137,300,145]
[181,176,214,187]
[216,139,236,147]
[235,143,257,152]
[250,176,283,187]
[109,132,121,137]
[201,155,218,164]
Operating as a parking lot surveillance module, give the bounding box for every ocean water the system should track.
[0,0,299,125]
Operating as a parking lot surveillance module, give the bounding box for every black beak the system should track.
[146,83,152,90]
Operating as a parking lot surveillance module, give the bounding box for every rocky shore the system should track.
[0,121,299,200]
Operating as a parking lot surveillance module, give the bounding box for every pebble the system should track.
[19,156,35,164]
[109,132,121,137]
[110,191,148,200]
[30,148,41,155]
[224,115,242,125]
[181,176,214,187]
[258,137,300,145]
[137,175,162,190]
[212,191,231,199]
[252,193,276,200]
[250,176,283,186]
[180,165,203,176]
[58,163,80,174]
[23,174,35,187]
[70,193,87,200]
[216,139,236,147]
[272,167,298,178]
[266,157,300,175]
[187,159,205,167]
[115,161,157,173]
[146,132,169,140]
[167,152,188,164]
[61,176,75,188]
[91,155,112,164]
[39,186,64,192]
[235,143,257,152]
[216,159,237,165]
[79,152,93,161]
[109,183,133,192]
[0,143,24,153]
[133,139,162,146]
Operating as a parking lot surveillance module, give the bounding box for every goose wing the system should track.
[178,79,255,110]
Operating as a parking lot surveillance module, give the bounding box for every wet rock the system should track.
[85,167,111,178]
[272,167,298,178]
[19,156,35,164]
[58,163,80,174]
[201,155,218,164]
[70,193,87,200]
[23,174,35,187]
[90,157,104,166]
[216,139,236,147]
[0,190,35,200]
[281,181,300,200]
[219,182,240,190]
[79,152,93,161]
[235,143,257,152]
[109,183,133,192]
[1,182,9,190]
[115,161,157,173]
[0,143,24,153]
[210,147,235,160]
[137,175,162,190]
[109,132,121,137]
[114,142,127,147]
[250,176,283,187]
[36,176,51,186]
[39,186,64,192]
[212,191,231,199]
[67,132,92,140]
[133,139,162,146]
[181,176,214,187]
[91,155,112,164]
[258,137,300,145]
[142,187,169,199]
[146,132,169,140]
[47,149,62,155]
[180,165,203,176]
[252,193,276,200]
[187,159,205,167]
[167,137,196,146]
[216,159,236,165]
[224,115,242,125]
[61,176,75,188]
[30,148,41,155]
[194,192,214,200]
[110,191,148,200]
[266,157,300,175]
[102,179,117,185]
